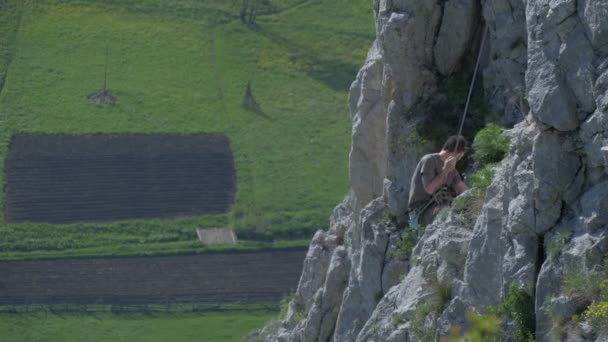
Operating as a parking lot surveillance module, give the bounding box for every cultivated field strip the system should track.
[5,134,237,223]
[0,249,307,304]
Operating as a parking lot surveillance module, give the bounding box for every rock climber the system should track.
[407,135,470,229]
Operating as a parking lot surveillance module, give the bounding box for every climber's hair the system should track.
[442,135,469,153]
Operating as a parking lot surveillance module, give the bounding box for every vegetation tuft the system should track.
[452,166,493,227]
[547,231,571,259]
[430,278,452,312]
[388,226,418,261]
[278,291,295,318]
[497,286,536,342]
[445,310,501,342]
[584,282,608,329]
[558,258,608,332]
[452,121,508,226]
[410,279,453,342]
[562,266,599,305]
[472,124,509,166]
[410,302,437,342]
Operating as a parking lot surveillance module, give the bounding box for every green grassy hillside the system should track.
[0,0,374,259]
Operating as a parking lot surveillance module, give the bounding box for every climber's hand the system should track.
[443,156,458,174]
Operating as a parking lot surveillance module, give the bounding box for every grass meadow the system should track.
[0,0,375,259]
[0,307,277,342]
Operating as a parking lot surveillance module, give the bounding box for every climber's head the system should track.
[441,135,469,160]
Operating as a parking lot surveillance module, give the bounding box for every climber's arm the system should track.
[453,179,469,194]
[422,156,458,195]
[423,171,450,194]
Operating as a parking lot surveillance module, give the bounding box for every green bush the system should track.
[278,292,294,317]
[410,302,437,342]
[498,286,536,342]
[452,196,478,227]
[583,280,608,328]
[277,291,307,322]
[404,280,453,342]
[445,310,501,342]
[430,278,452,311]
[452,163,495,227]
[600,279,608,302]
[556,258,608,334]
[584,301,608,328]
[388,226,417,261]
[471,164,495,194]
[411,279,456,342]
[448,118,506,228]
[562,267,599,304]
[452,191,483,227]
[473,124,509,165]
[563,269,589,294]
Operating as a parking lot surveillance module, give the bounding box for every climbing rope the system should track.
[455,24,489,152]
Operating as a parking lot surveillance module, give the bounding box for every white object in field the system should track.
[196,228,238,245]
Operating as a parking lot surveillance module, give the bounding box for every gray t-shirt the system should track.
[408,153,461,208]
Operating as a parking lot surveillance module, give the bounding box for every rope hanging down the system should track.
[455,24,489,152]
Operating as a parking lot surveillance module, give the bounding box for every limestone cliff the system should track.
[253,0,608,340]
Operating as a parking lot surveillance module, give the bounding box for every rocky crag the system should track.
[254,0,608,340]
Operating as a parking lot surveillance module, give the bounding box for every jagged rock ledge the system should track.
[252,0,608,341]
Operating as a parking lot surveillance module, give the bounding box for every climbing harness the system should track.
[408,185,454,230]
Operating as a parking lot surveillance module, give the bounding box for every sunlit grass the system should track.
[0,0,374,259]
[0,307,277,342]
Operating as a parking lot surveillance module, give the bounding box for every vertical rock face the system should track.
[349,42,386,212]
[482,0,528,126]
[257,0,608,341]
[434,0,479,75]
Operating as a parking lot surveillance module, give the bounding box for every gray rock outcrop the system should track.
[255,0,608,340]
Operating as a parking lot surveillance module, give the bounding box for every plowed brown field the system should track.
[0,249,306,305]
[5,134,237,223]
